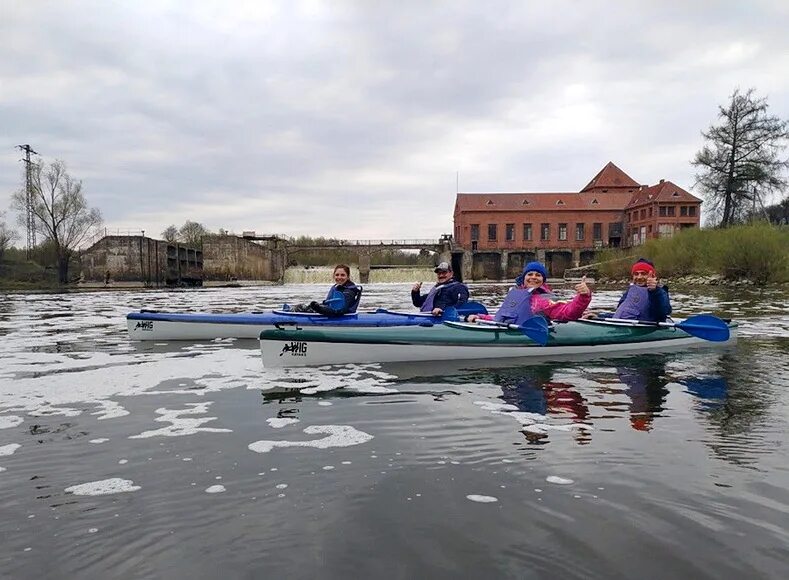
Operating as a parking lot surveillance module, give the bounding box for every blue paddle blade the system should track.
[518,316,550,346]
[440,306,459,321]
[457,301,488,316]
[323,296,346,309]
[676,314,730,342]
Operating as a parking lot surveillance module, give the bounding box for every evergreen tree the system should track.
[692,88,789,226]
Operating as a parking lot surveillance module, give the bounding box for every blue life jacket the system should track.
[420,281,465,312]
[324,282,362,313]
[495,288,534,324]
[613,285,651,320]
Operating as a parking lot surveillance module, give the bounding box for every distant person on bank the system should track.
[412,262,469,316]
[586,258,671,323]
[289,264,362,316]
[468,261,591,324]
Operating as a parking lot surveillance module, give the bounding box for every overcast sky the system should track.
[2,0,788,240]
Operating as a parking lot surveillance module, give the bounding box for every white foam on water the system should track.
[317,401,333,406]
[0,415,23,429]
[91,400,129,420]
[89,438,109,444]
[546,476,574,485]
[118,459,128,465]
[341,461,352,465]
[466,494,498,503]
[129,402,232,438]
[248,425,374,454]
[65,478,141,495]
[88,528,99,533]
[1,346,258,418]
[0,443,21,456]
[205,485,226,493]
[275,483,288,489]
[474,401,519,412]
[182,457,192,461]
[322,465,335,470]
[266,418,300,429]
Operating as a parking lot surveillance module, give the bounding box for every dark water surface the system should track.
[1,283,788,579]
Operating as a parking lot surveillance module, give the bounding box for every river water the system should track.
[1,283,788,579]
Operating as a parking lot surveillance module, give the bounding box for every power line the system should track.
[16,144,38,257]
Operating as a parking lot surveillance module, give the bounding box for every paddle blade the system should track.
[676,314,730,342]
[440,306,460,321]
[519,316,550,346]
[324,296,346,309]
[457,301,488,316]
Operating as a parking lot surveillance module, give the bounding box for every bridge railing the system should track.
[290,239,442,247]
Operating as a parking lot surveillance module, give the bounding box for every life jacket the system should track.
[494,287,534,324]
[420,280,464,312]
[613,285,651,320]
[324,282,362,313]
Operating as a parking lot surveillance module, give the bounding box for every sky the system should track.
[2,0,788,241]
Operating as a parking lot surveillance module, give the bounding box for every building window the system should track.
[505,223,515,241]
[575,223,585,241]
[556,200,565,206]
[486,199,494,205]
[648,207,653,217]
[639,209,646,220]
[680,206,688,216]
[470,224,479,241]
[488,224,497,241]
[558,223,567,241]
[522,199,530,205]
[658,224,675,238]
[659,206,667,217]
[667,206,676,217]
[689,206,696,216]
[592,198,599,205]
[540,223,550,241]
[593,222,602,240]
[523,223,532,241]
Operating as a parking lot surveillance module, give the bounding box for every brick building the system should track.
[451,162,701,277]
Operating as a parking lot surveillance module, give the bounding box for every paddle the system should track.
[457,301,488,316]
[472,316,550,346]
[605,314,730,342]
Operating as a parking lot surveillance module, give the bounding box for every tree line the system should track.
[2,87,788,285]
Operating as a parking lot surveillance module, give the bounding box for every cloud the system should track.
[1,0,788,239]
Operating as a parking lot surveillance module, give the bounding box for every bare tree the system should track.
[0,210,17,260]
[161,224,178,243]
[692,88,789,227]
[11,159,102,283]
[178,220,209,247]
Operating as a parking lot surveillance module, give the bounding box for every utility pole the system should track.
[16,144,39,258]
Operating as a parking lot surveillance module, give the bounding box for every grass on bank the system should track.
[596,223,789,285]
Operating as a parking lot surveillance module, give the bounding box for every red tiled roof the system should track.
[454,191,634,212]
[580,161,640,192]
[625,180,702,208]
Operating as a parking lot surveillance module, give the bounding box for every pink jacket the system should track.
[478,284,591,323]
[531,290,591,321]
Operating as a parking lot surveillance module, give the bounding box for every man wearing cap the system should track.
[412,262,469,316]
[607,258,671,322]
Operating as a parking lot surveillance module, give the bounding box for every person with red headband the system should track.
[605,257,672,322]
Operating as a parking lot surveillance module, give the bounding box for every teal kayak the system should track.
[260,317,737,367]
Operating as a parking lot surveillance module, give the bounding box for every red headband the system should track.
[631,262,656,276]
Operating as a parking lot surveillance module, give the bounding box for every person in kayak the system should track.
[589,258,671,322]
[412,261,469,316]
[468,261,591,324]
[289,264,362,316]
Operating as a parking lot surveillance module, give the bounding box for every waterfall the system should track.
[283,266,437,284]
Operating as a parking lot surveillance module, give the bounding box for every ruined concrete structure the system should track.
[80,235,203,286]
[202,234,286,281]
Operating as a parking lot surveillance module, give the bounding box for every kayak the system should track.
[259,317,737,368]
[126,302,488,340]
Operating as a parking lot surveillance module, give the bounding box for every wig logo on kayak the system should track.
[280,341,308,357]
[134,321,153,331]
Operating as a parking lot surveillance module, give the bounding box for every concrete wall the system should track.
[80,236,203,285]
[202,235,285,281]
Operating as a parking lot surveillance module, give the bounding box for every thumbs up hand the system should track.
[575,275,590,295]
[646,272,658,290]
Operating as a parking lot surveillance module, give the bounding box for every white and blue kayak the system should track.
[259,315,737,368]
[126,302,488,341]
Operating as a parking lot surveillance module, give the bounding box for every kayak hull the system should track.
[260,319,738,368]
[127,310,447,340]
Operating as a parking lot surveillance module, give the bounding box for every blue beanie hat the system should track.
[516,261,548,285]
